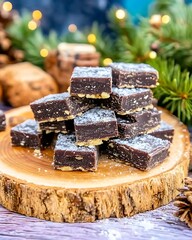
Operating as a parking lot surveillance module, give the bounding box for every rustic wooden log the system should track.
[0,62,58,107]
[0,106,190,223]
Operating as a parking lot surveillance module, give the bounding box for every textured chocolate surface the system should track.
[0,110,6,131]
[11,119,53,149]
[53,134,98,171]
[117,108,161,138]
[108,135,170,170]
[30,92,93,122]
[149,121,174,142]
[74,107,118,145]
[110,63,158,88]
[70,67,112,97]
[39,119,74,133]
[102,87,153,114]
[39,120,67,133]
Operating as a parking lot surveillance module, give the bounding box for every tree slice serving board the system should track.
[0,106,190,223]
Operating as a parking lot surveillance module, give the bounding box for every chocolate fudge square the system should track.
[149,121,174,142]
[0,110,6,131]
[102,87,153,115]
[53,134,98,171]
[11,119,54,149]
[70,67,112,99]
[110,63,158,88]
[108,135,170,171]
[30,92,93,122]
[74,107,118,146]
[117,108,161,138]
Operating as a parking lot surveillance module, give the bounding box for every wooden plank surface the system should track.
[0,200,191,240]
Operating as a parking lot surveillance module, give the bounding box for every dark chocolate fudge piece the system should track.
[39,119,74,133]
[39,120,67,133]
[149,121,174,142]
[30,92,93,122]
[0,110,6,131]
[110,63,158,88]
[108,135,170,170]
[74,107,118,146]
[102,87,153,115]
[117,108,161,138]
[53,134,98,171]
[70,67,112,98]
[11,119,54,149]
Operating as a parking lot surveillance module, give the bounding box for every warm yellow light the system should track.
[28,20,37,30]
[162,15,170,24]
[3,1,12,12]
[149,14,162,25]
[32,10,42,21]
[103,58,113,66]
[115,9,126,20]
[68,24,77,32]
[40,48,48,58]
[149,51,157,59]
[87,34,96,44]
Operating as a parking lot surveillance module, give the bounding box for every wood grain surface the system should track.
[0,106,190,223]
[0,105,191,238]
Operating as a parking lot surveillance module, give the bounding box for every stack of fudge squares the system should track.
[10,63,174,172]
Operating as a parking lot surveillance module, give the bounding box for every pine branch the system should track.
[149,0,192,71]
[148,58,192,124]
[6,11,60,67]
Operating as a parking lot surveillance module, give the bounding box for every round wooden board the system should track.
[0,106,190,223]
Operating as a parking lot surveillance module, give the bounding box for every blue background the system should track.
[10,0,192,34]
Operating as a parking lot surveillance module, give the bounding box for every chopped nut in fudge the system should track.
[110,63,158,88]
[53,133,98,171]
[149,121,174,142]
[108,135,170,170]
[74,107,118,146]
[30,92,94,122]
[117,108,161,138]
[102,87,153,115]
[70,67,112,99]
[11,119,54,149]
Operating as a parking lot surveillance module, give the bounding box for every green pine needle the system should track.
[149,58,192,124]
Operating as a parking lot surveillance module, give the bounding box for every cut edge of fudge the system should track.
[74,107,118,146]
[117,107,161,138]
[116,104,154,115]
[30,92,94,122]
[108,134,170,171]
[11,119,54,149]
[70,67,112,99]
[102,87,153,115]
[149,121,174,142]
[110,62,158,88]
[53,133,98,171]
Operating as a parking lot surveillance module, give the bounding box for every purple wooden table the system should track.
[0,202,191,240]
[0,103,192,239]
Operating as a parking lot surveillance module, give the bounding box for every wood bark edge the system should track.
[0,153,189,223]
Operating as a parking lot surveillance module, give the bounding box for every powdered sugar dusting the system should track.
[75,107,116,124]
[72,67,112,78]
[11,119,38,134]
[113,135,170,153]
[110,62,158,73]
[55,133,96,151]
[112,87,151,96]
